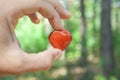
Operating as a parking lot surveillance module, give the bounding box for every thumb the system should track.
[23,49,63,72]
[39,48,63,70]
[43,48,63,61]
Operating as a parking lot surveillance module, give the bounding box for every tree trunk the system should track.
[92,0,97,54]
[100,0,115,79]
[79,0,87,67]
[92,0,97,30]
[115,8,119,32]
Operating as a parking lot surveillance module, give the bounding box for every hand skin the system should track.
[0,0,71,76]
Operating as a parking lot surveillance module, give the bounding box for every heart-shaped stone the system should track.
[49,30,72,50]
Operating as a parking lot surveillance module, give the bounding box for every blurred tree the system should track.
[92,0,97,29]
[100,0,115,79]
[78,0,87,67]
[114,1,120,32]
[91,0,97,54]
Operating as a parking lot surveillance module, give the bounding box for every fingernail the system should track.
[55,49,63,60]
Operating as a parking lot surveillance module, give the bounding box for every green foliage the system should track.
[2,0,120,80]
[15,17,48,53]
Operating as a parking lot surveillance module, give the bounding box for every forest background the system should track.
[0,0,120,80]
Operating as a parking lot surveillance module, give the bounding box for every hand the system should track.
[0,0,71,30]
[0,0,71,75]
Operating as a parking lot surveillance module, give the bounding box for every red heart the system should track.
[49,30,72,51]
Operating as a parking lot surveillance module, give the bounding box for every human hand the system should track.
[0,0,71,75]
[0,0,71,30]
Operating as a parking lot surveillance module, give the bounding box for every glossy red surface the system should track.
[49,30,72,50]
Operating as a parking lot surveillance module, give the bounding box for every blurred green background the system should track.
[1,0,120,80]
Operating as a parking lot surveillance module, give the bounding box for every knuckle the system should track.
[55,2,63,10]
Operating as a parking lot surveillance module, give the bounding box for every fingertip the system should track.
[60,10,71,20]
[54,48,63,53]
[64,10,71,19]
[49,18,64,30]
[28,13,40,24]
[34,19,40,24]
[53,48,63,60]
[45,48,62,54]
[47,48,63,60]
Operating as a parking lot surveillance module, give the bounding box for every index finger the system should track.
[38,1,64,30]
[47,0,71,19]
